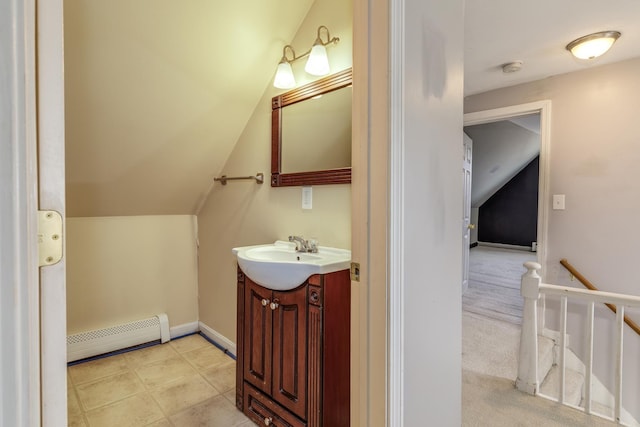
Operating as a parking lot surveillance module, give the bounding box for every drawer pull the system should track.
[270,301,279,310]
[310,291,319,303]
[264,416,273,426]
[261,298,270,306]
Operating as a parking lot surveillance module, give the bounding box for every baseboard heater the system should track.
[67,313,170,362]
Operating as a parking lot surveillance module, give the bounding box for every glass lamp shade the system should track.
[274,61,296,89]
[305,44,330,76]
[567,31,621,60]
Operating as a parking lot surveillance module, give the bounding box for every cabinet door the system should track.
[271,285,308,419]
[244,279,273,395]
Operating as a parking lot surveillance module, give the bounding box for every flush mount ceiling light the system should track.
[273,26,340,89]
[566,31,621,60]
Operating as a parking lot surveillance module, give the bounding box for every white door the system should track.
[462,133,473,293]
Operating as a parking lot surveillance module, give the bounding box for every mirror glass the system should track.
[271,68,352,187]
[281,86,352,173]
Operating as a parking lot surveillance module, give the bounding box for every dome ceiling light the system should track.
[566,31,621,60]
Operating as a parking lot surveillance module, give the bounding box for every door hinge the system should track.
[38,210,63,267]
[350,262,360,282]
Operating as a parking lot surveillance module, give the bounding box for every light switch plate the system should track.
[553,194,565,210]
[302,186,312,210]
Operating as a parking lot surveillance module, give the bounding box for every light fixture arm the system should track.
[280,45,297,64]
[312,25,340,49]
[278,25,340,65]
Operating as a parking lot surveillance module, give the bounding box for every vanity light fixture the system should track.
[273,25,340,89]
[566,31,621,60]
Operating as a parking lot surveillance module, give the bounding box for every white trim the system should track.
[388,0,405,425]
[24,0,40,422]
[169,321,200,339]
[464,101,550,126]
[198,321,237,357]
[37,0,67,425]
[464,100,552,279]
[1,0,40,423]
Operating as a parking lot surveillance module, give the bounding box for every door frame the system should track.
[462,133,473,293]
[463,100,552,277]
[1,0,40,424]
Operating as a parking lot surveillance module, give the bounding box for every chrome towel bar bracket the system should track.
[214,172,264,185]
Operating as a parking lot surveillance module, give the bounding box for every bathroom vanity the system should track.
[235,267,350,426]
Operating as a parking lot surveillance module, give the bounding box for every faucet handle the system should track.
[308,238,318,253]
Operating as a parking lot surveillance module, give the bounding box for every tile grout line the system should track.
[68,334,247,426]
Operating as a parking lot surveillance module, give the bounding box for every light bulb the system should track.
[305,44,330,76]
[274,61,296,89]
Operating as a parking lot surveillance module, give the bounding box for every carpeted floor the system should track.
[462,370,616,426]
[461,247,616,426]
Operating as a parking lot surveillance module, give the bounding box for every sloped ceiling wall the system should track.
[64,0,314,217]
[464,114,540,207]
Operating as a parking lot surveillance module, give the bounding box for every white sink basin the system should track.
[232,241,351,291]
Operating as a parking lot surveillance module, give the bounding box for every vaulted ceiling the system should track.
[464,115,540,208]
[64,0,640,217]
[64,0,314,217]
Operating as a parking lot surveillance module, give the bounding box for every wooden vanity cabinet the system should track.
[236,268,350,427]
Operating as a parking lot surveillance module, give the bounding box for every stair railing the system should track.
[560,258,640,336]
[517,261,640,424]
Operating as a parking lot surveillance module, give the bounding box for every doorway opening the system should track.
[461,101,551,382]
[462,101,551,324]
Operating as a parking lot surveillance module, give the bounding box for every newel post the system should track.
[516,261,542,395]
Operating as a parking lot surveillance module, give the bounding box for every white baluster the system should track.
[516,261,542,395]
[559,296,567,404]
[584,301,595,415]
[615,305,624,423]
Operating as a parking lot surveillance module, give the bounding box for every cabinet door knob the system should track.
[270,301,279,310]
[264,417,273,426]
[261,298,270,306]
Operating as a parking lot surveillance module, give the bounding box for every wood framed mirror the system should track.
[271,68,352,186]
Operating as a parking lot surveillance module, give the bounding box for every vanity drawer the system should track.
[244,383,306,427]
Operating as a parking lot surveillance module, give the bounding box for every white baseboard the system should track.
[478,241,534,252]
[199,321,236,357]
[169,321,199,339]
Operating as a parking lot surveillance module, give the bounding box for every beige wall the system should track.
[465,57,640,291]
[196,0,352,344]
[465,57,640,420]
[63,0,314,217]
[66,215,199,334]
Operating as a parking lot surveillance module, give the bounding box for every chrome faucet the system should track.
[288,235,318,253]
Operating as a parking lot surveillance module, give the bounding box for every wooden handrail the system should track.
[560,258,640,336]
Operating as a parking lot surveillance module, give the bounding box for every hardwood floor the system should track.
[463,245,536,324]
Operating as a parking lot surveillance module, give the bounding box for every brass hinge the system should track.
[350,262,360,282]
[38,210,63,267]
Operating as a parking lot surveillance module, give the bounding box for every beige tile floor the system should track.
[67,334,254,427]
